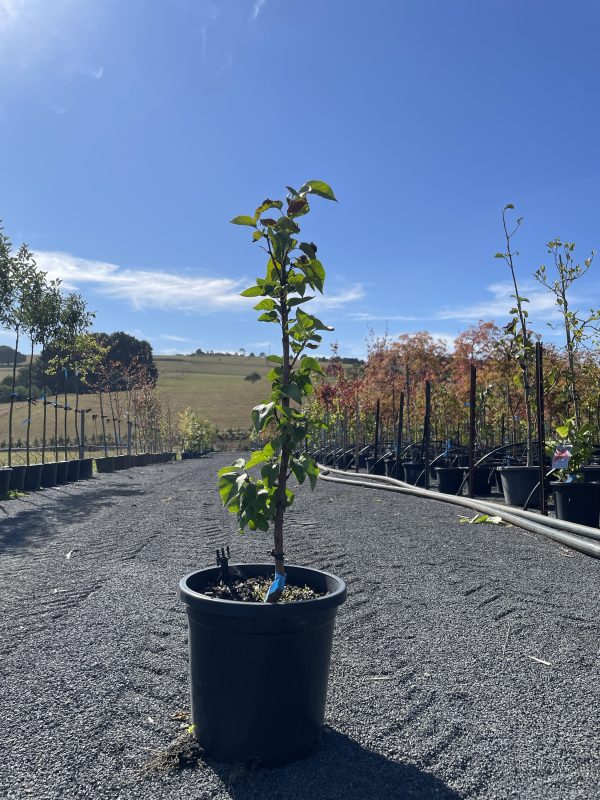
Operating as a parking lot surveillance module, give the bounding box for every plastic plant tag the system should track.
[264,572,286,602]
[552,447,571,469]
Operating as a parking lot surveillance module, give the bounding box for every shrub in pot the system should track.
[547,418,600,527]
[178,181,347,765]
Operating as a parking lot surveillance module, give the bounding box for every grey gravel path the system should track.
[1,455,598,800]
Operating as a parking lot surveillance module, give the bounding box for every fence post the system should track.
[468,365,476,499]
[373,399,380,472]
[79,410,85,460]
[424,381,431,490]
[535,342,547,515]
[396,391,404,479]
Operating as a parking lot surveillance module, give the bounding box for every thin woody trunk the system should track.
[272,273,290,581]
[26,338,34,466]
[8,327,20,467]
[41,347,48,464]
[64,366,69,461]
[54,366,59,461]
[99,392,108,456]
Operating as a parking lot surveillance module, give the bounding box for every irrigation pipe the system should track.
[317,465,600,560]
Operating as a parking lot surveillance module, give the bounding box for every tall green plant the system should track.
[219,180,337,602]
[33,280,63,463]
[6,244,38,466]
[535,239,596,426]
[495,205,535,466]
[22,264,47,466]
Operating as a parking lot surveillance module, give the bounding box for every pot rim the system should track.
[179,562,347,618]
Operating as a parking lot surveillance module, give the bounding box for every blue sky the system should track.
[1,0,599,357]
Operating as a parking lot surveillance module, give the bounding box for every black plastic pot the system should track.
[0,467,12,496]
[551,481,600,528]
[95,456,115,473]
[56,461,69,485]
[497,466,541,508]
[365,456,386,475]
[178,563,347,765]
[79,458,94,480]
[403,462,426,487]
[23,463,43,492]
[580,466,600,483]
[9,465,26,492]
[40,461,58,488]
[113,455,128,470]
[460,467,494,497]
[67,460,80,482]
[435,466,464,495]
[384,458,404,481]
[135,453,148,467]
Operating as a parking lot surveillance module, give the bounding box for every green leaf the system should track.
[251,402,275,432]
[300,258,326,293]
[252,230,263,242]
[254,198,283,219]
[281,383,302,403]
[299,242,317,259]
[300,180,337,201]
[231,215,256,227]
[258,310,279,323]
[266,355,283,364]
[555,424,569,438]
[288,296,314,307]
[306,458,319,489]
[299,356,322,374]
[253,298,277,311]
[245,443,275,470]
[240,285,264,297]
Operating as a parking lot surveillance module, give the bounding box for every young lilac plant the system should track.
[219,180,337,603]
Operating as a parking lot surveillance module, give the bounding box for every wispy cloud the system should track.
[251,0,267,20]
[33,250,364,315]
[35,251,247,312]
[159,334,192,343]
[352,281,588,327]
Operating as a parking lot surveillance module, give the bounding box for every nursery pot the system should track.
[497,466,541,509]
[23,463,43,492]
[67,460,81,482]
[95,456,115,473]
[435,466,464,495]
[365,456,386,475]
[0,467,12,496]
[403,462,426,487]
[580,466,600,483]
[178,563,347,765]
[56,461,70,485]
[460,467,493,497]
[79,458,94,480]
[135,453,148,467]
[40,461,58,488]
[9,464,26,492]
[114,454,128,470]
[551,481,600,528]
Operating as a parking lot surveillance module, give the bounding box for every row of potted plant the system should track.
[0,451,176,496]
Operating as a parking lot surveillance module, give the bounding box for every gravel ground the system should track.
[1,454,599,800]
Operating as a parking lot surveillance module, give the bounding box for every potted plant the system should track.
[494,205,541,507]
[547,417,600,527]
[178,181,347,765]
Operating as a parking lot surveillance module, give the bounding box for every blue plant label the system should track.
[552,447,571,469]
[265,572,286,601]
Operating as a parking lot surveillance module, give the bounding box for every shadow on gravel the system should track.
[212,727,461,800]
[0,485,142,553]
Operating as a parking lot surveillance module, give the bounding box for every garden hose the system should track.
[317,465,600,560]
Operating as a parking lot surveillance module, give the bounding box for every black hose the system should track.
[318,465,600,558]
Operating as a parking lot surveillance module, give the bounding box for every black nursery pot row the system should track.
[0,458,94,493]
[0,452,176,495]
[94,451,176,473]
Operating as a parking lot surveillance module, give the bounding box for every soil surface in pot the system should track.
[202,576,325,602]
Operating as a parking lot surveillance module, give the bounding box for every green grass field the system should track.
[0,354,281,463]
